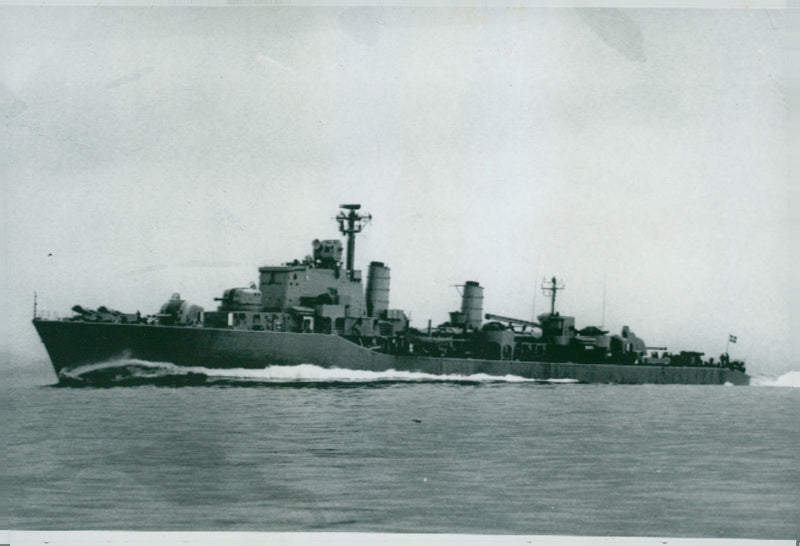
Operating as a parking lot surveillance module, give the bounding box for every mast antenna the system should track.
[532,254,541,320]
[541,276,565,315]
[336,204,371,278]
[601,262,607,328]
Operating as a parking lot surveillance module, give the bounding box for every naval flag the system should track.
[729,335,737,343]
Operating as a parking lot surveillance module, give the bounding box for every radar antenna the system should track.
[541,276,565,315]
[336,204,371,278]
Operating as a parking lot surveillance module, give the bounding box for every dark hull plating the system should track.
[33,320,750,385]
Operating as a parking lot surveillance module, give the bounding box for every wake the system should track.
[749,371,800,388]
[57,359,579,388]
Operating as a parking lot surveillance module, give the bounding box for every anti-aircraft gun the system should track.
[482,313,543,361]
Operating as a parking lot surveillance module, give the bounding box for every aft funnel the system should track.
[460,281,483,330]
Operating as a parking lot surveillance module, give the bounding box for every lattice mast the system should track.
[336,204,372,278]
[541,276,565,315]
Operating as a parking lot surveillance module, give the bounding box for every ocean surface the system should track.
[6,356,799,539]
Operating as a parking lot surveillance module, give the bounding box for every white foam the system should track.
[189,363,545,383]
[750,371,800,388]
[62,360,578,384]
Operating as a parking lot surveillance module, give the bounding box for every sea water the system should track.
[5,357,799,539]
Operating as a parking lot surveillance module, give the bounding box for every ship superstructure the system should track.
[199,204,408,347]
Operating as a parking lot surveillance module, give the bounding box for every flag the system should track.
[729,335,737,343]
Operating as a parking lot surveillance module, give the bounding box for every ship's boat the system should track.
[32,204,749,385]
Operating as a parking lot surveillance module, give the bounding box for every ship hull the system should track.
[32,320,750,385]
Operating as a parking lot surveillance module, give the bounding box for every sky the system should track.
[2,6,793,375]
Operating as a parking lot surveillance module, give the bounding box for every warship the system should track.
[33,204,749,385]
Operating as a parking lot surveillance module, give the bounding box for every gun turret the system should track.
[71,305,92,316]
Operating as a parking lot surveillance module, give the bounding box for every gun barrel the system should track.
[484,313,540,328]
